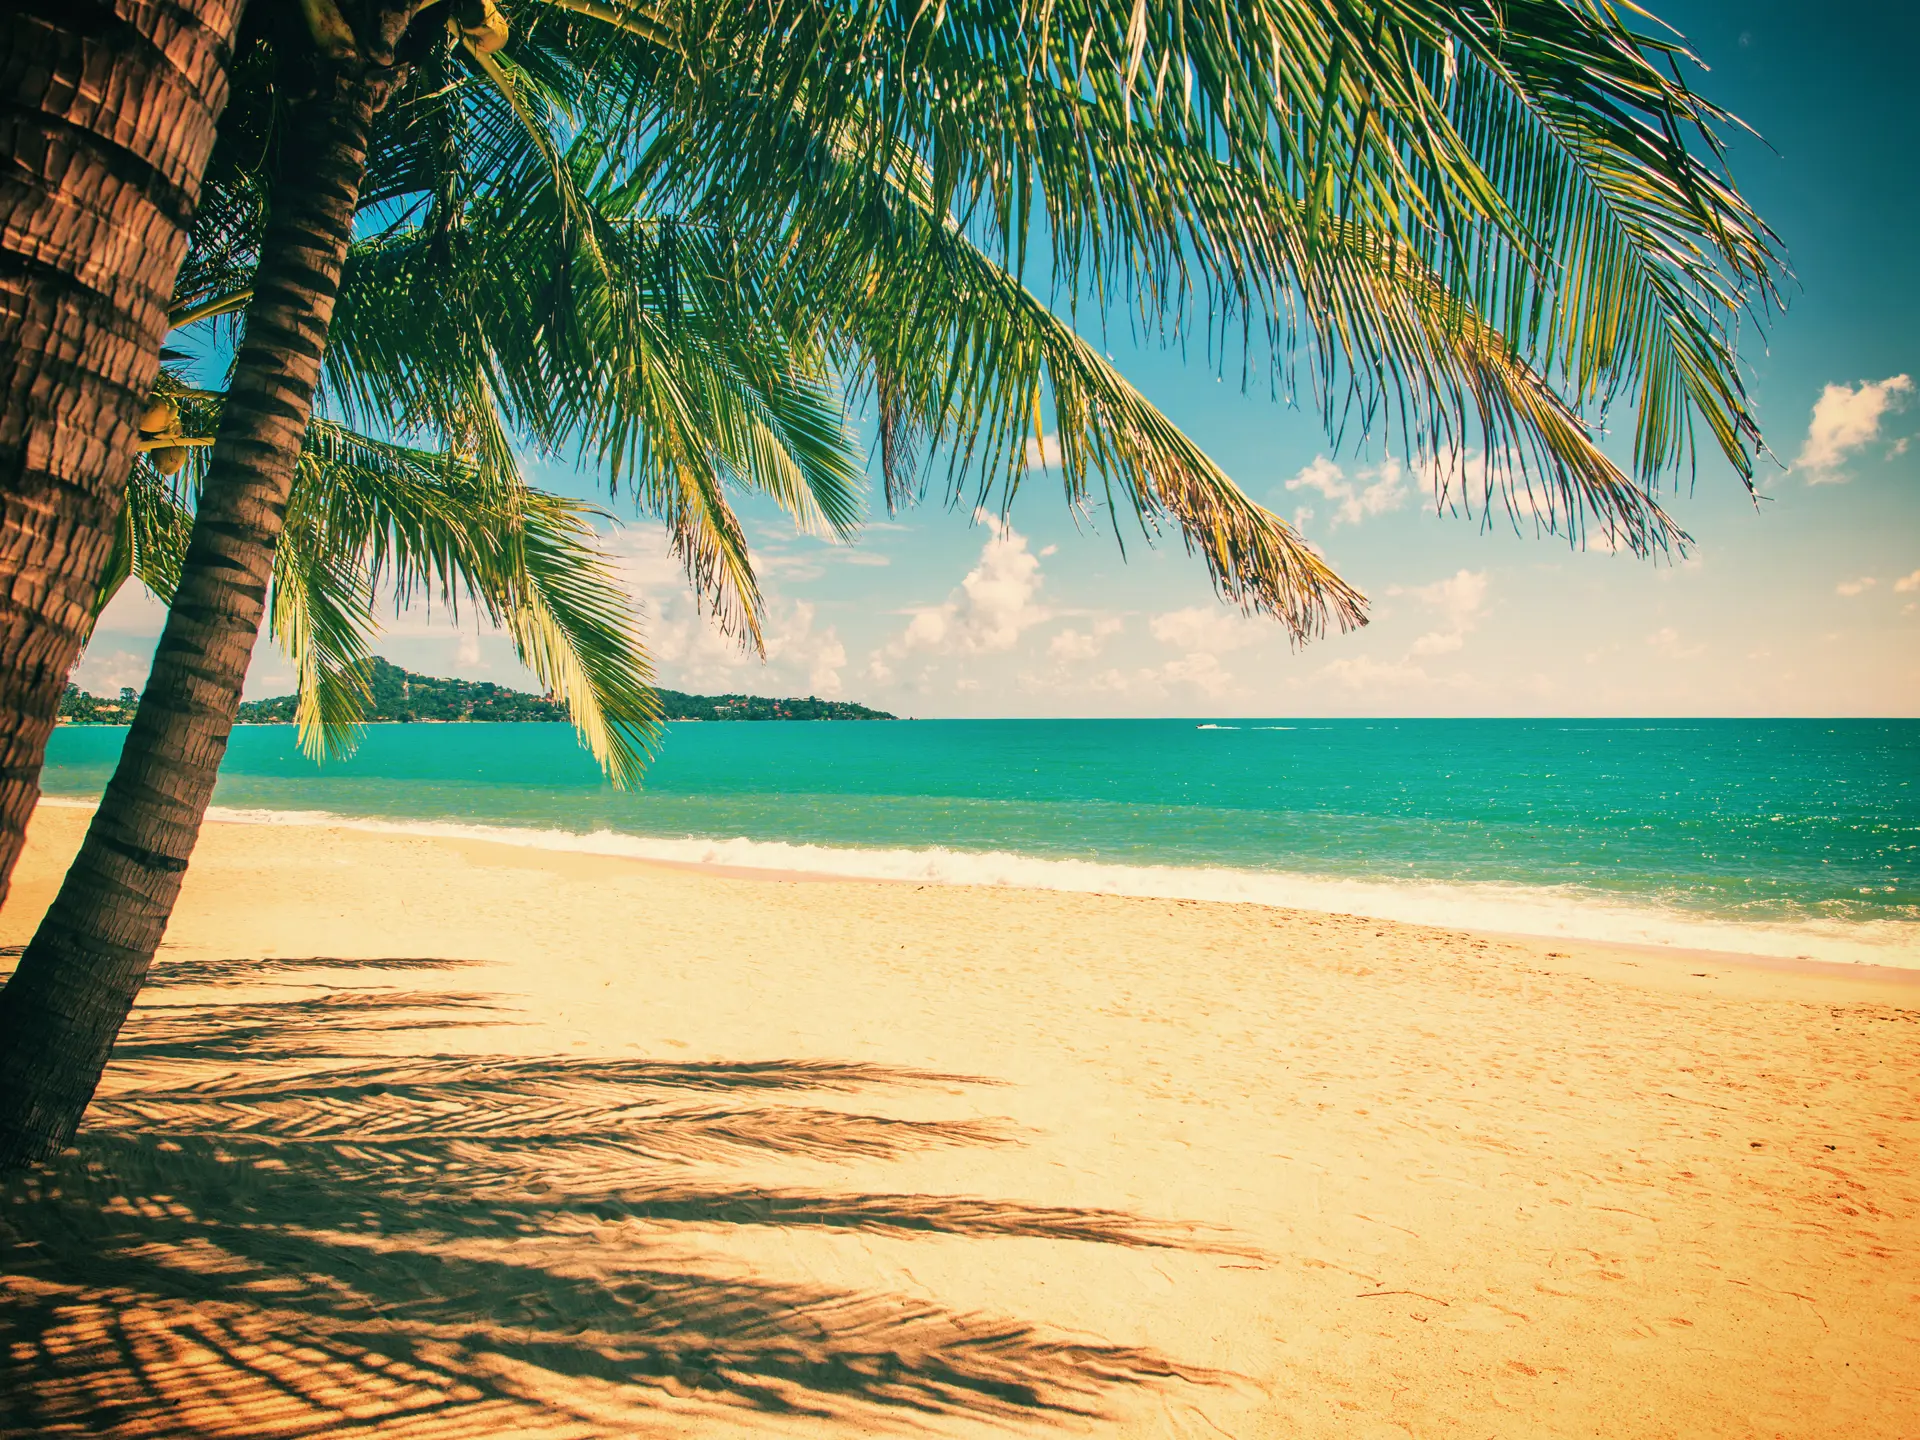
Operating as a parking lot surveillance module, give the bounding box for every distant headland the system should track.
[58,657,896,726]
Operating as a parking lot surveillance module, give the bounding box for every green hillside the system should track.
[60,658,895,725]
[232,658,565,724]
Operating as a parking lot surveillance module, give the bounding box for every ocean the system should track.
[38,718,1920,968]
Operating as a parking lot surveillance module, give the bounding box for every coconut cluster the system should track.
[138,397,189,476]
[457,0,508,55]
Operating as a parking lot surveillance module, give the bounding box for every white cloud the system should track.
[643,602,752,690]
[1410,630,1465,656]
[647,595,849,696]
[764,601,847,694]
[1302,568,1490,700]
[1646,626,1706,660]
[1283,456,1410,528]
[1405,569,1489,629]
[70,645,157,697]
[1148,606,1261,654]
[1156,651,1236,698]
[1835,576,1878,597]
[603,528,848,696]
[843,552,892,567]
[1893,569,1920,594]
[868,514,1047,679]
[1284,456,1344,503]
[1797,374,1913,481]
[1401,447,1633,551]
[1586,527,1629,556]
[1048,630,1099,663]
[1049,615,1124,663]
[1390,568,1489,658]
[607,533,752,692]
[1029,604,1268,703]
[1073,605,1270,703]
[1024,432,1063,470]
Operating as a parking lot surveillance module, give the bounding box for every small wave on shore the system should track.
[193,803,1919,969]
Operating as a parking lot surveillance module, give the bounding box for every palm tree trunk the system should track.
[0,0,247,907]
[0,72,377,1172]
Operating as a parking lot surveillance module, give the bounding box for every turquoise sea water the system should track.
[39,718,1920,966]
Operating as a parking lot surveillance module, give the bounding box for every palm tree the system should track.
[0,30,869,1168]
[0,0,1787,900]
[0,0,249,907]
[0,0,1783,1169]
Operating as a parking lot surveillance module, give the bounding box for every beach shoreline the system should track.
[33,792,1918,976]
[3,800,1915,1437]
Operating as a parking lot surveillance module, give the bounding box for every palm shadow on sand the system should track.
[0,955,1245,1438]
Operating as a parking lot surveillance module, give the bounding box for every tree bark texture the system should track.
[0,0,246,907]
[0,76,376,1171]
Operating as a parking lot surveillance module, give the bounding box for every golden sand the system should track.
[2,801,1914,1438]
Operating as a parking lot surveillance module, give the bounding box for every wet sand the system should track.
[2,801,1914,1438]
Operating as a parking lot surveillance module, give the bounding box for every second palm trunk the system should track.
[0,73,379,1171]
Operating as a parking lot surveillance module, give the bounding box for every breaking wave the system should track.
[178,802,1920,970]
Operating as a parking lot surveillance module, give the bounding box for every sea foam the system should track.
[169,801,1920,970]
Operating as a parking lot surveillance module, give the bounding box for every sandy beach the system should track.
[1,800,1914,1438]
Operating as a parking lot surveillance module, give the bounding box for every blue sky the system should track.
[80,0,1919,717]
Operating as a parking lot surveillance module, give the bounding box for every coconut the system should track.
[139,398,177,435]
[458,0,509,54]
[151,447,189,477]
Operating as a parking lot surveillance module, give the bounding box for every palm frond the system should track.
[91,468,194,623]
[272,439,384,761]
[493,495,662,786]
[295,419,662,781]
[852,222,1365,633]
[644,0,1780,502]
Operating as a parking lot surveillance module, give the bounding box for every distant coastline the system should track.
[37,716,1916,969]
[58,656,897,727]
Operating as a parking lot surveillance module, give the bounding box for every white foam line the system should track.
[167,802,1918,970]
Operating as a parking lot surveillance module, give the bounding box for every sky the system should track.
[78,0,1920,719]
